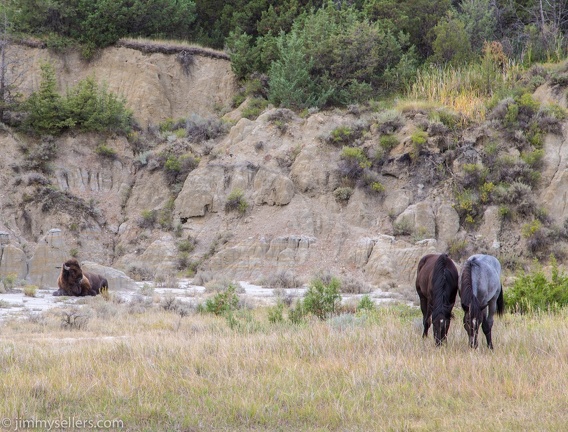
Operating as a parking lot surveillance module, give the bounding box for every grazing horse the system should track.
[460,254,504,349]
[415,253,459,346]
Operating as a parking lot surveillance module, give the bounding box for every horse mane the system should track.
[432,254,454,320]
[461,257,481,319]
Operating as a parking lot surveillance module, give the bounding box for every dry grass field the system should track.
[1,297,567,432]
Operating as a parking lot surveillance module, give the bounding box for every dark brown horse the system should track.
[415,253,459,346]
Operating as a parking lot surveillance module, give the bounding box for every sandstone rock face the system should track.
[436,204,460,246]
[81,261,138,291]
[0,244,27,280]
[356,236,437,289]
[28,229,69,288]
[205,235,316,281]
[15,45,237,128]
[3,45,568,299]
[290,146,338,195]
[174,165,227,219]
[394,201,436,239]
[540,133,568,222]
[253,167,295,206]
[478,206,502,250]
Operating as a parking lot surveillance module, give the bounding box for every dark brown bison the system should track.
[54,258,108,296]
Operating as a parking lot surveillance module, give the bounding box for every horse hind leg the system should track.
[482,315,494,349]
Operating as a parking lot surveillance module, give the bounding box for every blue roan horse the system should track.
[460,254,505,349]
[415,254,459,346]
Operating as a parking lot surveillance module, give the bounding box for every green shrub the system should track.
[23,285,38,297]
[504,103,519,126]
[288,302,306,324]
[379,134,399,151]
[302,276,342,320]
[505,258,568,313]
[205,283,240,316]
[518,93,540,113]
[498,205,512,220]
[173,128,186,138]
[370,181,385,194]
[177,238,196,253]
[225,189,248,214]
[329,126,353,145]
[64,76,132,133]
[242,98,268,120]
[479,181,494,203]
[410,130,428,159]
[411,130,428,146]
[447,238,468,262]
[522,219,543,238]
[22,64,132,135]
[393,218,413,236]
[333,187,353,202]
[550,72,568,86]
[521,149,544,168]
[268,301,285,324]
[454,188,479,223]
[159,118,176,132]
[162,154,199,185]
[341,146,370,168]
[138,209,157,228]
[95,144,117,159]
[356,295,375,312]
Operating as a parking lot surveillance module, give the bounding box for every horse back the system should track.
[467,254,502,304]
[415,254,438,294]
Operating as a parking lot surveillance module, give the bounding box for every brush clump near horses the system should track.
[415,253,459,346]
[460,254,504,349]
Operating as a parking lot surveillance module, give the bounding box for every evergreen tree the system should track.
[431,12,473,64]
[22,62,67,134]
[459,0,497,53]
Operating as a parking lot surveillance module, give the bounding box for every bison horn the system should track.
[63,265,70,271]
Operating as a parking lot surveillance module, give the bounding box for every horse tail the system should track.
[468,257,482,319]
[460,259,473,311]
[470,290,481,323]
[496,284,505,316]
[432,254,450,318]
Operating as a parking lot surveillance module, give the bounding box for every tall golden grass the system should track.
[406,61,522,122]
[1,301,567,431]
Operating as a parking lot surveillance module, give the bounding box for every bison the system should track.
[54,258,108,296]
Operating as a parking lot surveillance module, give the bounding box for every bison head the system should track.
[61,259,84,295]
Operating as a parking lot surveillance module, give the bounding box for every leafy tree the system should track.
[7,0,197,49]
[365,0,451,59]
[459,0,497,53]
[268,3,417,107]
[268,30,333,109]
[430,12,473,65]
[226,30,262,79]
[302,276,342,320]
[63,76,132,133]
[22,64,132,135]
